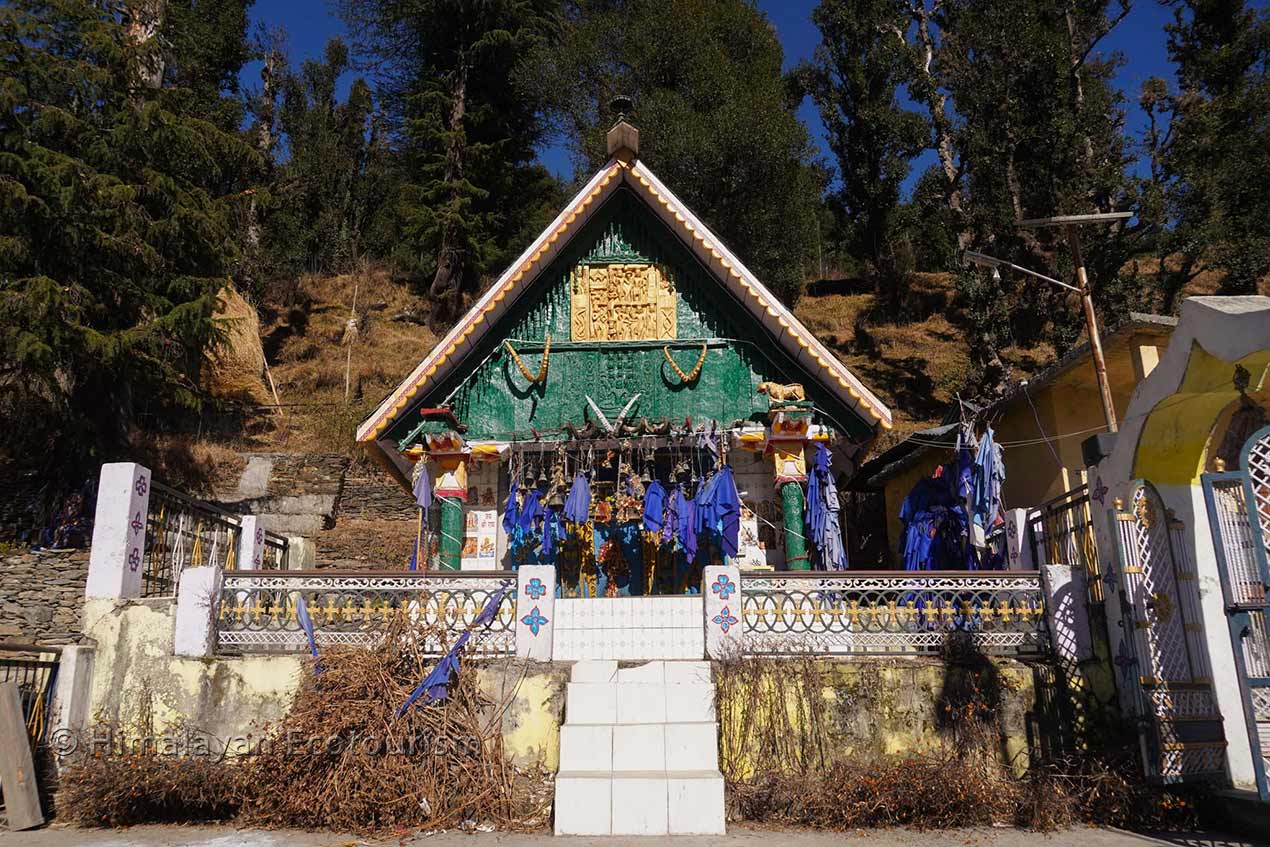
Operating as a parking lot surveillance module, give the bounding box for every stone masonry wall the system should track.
[0,549,88,643]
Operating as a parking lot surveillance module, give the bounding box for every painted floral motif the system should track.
[712,606,738,633]
[710,573,735,600]
[130,511,144,534]
[1091,476,1109,507]
[525,577,548,601]
[135,475,148,497]
[521,606,549,636]
[128,547,142,572]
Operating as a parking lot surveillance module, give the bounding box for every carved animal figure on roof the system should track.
[756,382,806,403]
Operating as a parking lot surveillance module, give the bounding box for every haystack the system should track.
[203,286,271,406]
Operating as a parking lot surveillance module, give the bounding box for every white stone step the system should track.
[564,681,716,725]
[569,660,617,682]
[554,770,726,836]
[562,721,719,771]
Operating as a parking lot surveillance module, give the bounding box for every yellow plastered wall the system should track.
[81,599,567,768]
[1133,343,1270,485]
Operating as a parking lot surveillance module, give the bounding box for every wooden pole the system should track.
[0,681,45,830]
[1064,224,1118,433]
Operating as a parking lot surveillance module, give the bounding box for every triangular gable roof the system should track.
[357,157,893,481]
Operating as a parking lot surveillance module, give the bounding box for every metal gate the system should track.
[1202,424,1270,800]
[1110,480,1226,783]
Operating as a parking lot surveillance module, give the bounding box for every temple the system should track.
[356,119,891,590]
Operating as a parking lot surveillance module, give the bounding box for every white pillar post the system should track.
[703,564,742,659]
[51,645,94,740]
[515,565,555,661]
[238,515,264,570]
[174,566,222,657]
[1004,507,1035,570]
[86,462,151,599]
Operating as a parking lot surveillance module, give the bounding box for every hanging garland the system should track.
[663,342,707,384]
[504,333,551,384]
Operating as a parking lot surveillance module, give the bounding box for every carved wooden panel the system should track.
[570,263,676,341]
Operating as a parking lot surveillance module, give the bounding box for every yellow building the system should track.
[853,313,1176,565]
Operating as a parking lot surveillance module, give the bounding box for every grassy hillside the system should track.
[231,267,1064,461]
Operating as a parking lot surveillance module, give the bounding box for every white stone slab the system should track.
[616,661,664,682]
[664,661,712,684]
[559,724,612,772]
[554,773,611,835]
[615,682,667,724]
[665,682,715,722]
[668,772,726,834]
[174,566,221,657]
[611,774,669,836]
[613,723,666,771]
[703,564,742,659]
[238,515,265,571]
[570,660,617,683]
[665,722,719,771]
[565,682,617,725]
[515,565,556,662]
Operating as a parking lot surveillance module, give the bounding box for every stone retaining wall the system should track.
[0,549,88,643]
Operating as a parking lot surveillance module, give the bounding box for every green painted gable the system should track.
[386,187,874,449]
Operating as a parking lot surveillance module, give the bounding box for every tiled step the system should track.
[564,681,715,724]
[554,661,726,836]
[554,770,726,836]
[560,721,719,771]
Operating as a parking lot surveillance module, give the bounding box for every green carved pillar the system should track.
[439,496,464,571]
[781,480,809,570]
[768,402,814,571]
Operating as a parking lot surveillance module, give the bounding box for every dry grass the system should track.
[253,263,438,458]
[58,620,550,833]
[316,517,420,567]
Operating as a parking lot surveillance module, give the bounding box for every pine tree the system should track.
[264,38,398,275]
[340,0,562,307]
[1158,0,1270,295]
[529,0,825,304]
[803,0,928,311]
[0,0,261,464]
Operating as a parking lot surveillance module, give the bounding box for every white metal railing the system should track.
[739,570,1048,655]
[215,570,516,655]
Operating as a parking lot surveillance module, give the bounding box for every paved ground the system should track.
[2,825,1265,847]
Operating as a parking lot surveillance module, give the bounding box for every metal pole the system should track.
[1064,224,1118,433]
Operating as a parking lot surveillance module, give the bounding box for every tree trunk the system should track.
[908,1,970,252]
[429,59,469,299]
[1064,2,1096,191]
[124,1,167,92]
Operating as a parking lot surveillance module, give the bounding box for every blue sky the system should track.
[243,0,1256,191]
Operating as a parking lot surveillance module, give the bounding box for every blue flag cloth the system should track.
[663,485,681,544]
[518,489,543,534]
[413,462,433,511]
[396,583,511,718]
[807,444,847,570]
[973,425,1005,528]
[473,581,511,628]
[542,508,566,559]
[396,631,470,717]
[690,467,741,559]
[712,466,741,558]
[295,594,320,664]
[642,480,667,535]
[564,472,591,524]
[502,481,519,538]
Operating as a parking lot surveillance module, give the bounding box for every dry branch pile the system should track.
[238,620,546,832]
[60,621,550,833]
